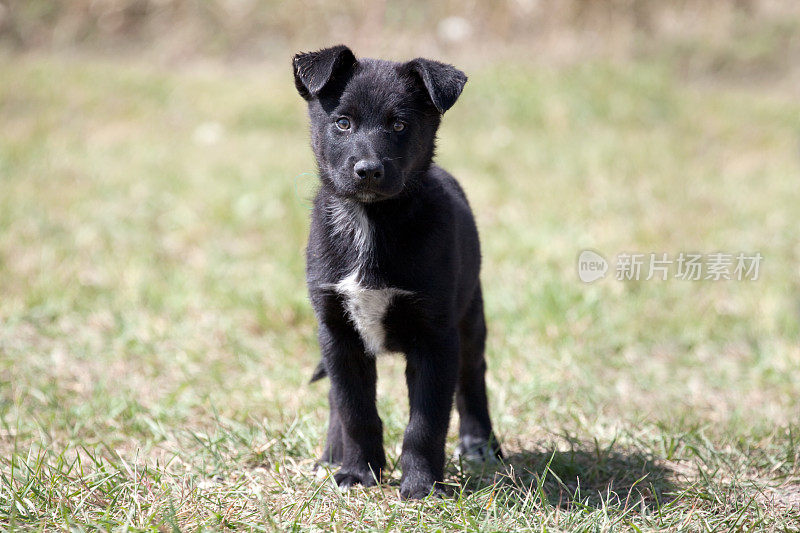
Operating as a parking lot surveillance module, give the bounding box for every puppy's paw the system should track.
[455,435,503,463]
[399,478,445,500]
[333,468,378,490]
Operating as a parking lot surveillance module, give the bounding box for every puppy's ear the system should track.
[293,45,357,100]
[404,58,467,114]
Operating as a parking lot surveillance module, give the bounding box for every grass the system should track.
[1,50,799,530]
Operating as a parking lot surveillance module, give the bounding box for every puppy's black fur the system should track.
[293,45,501,500]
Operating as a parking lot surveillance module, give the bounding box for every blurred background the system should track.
[2,0,800,75]
[1,0,800,529]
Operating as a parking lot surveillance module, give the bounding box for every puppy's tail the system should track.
[309,360,328,383]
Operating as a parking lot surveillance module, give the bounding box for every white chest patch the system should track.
[334,271,410,356]
[324,197,411,355]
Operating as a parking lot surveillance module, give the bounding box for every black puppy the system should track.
[293,45,501,500]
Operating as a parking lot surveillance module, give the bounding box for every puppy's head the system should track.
[293,45,466,203]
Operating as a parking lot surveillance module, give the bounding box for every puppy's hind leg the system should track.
[318,388,344,466]
[455,287,503,462]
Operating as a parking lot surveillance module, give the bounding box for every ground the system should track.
[1,52,799,530]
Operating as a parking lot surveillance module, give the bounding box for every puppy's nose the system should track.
[354,159,383,181]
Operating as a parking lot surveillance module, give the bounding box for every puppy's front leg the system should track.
[319,323,386,489]
[400,330,459,500]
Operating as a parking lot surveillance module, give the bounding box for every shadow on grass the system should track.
[452,444,680,510]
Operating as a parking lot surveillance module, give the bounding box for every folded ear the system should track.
[404,58,467,114]
[292,45,357,100]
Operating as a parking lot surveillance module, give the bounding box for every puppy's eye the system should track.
[335,117,351,131]
[392,120,406,132]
